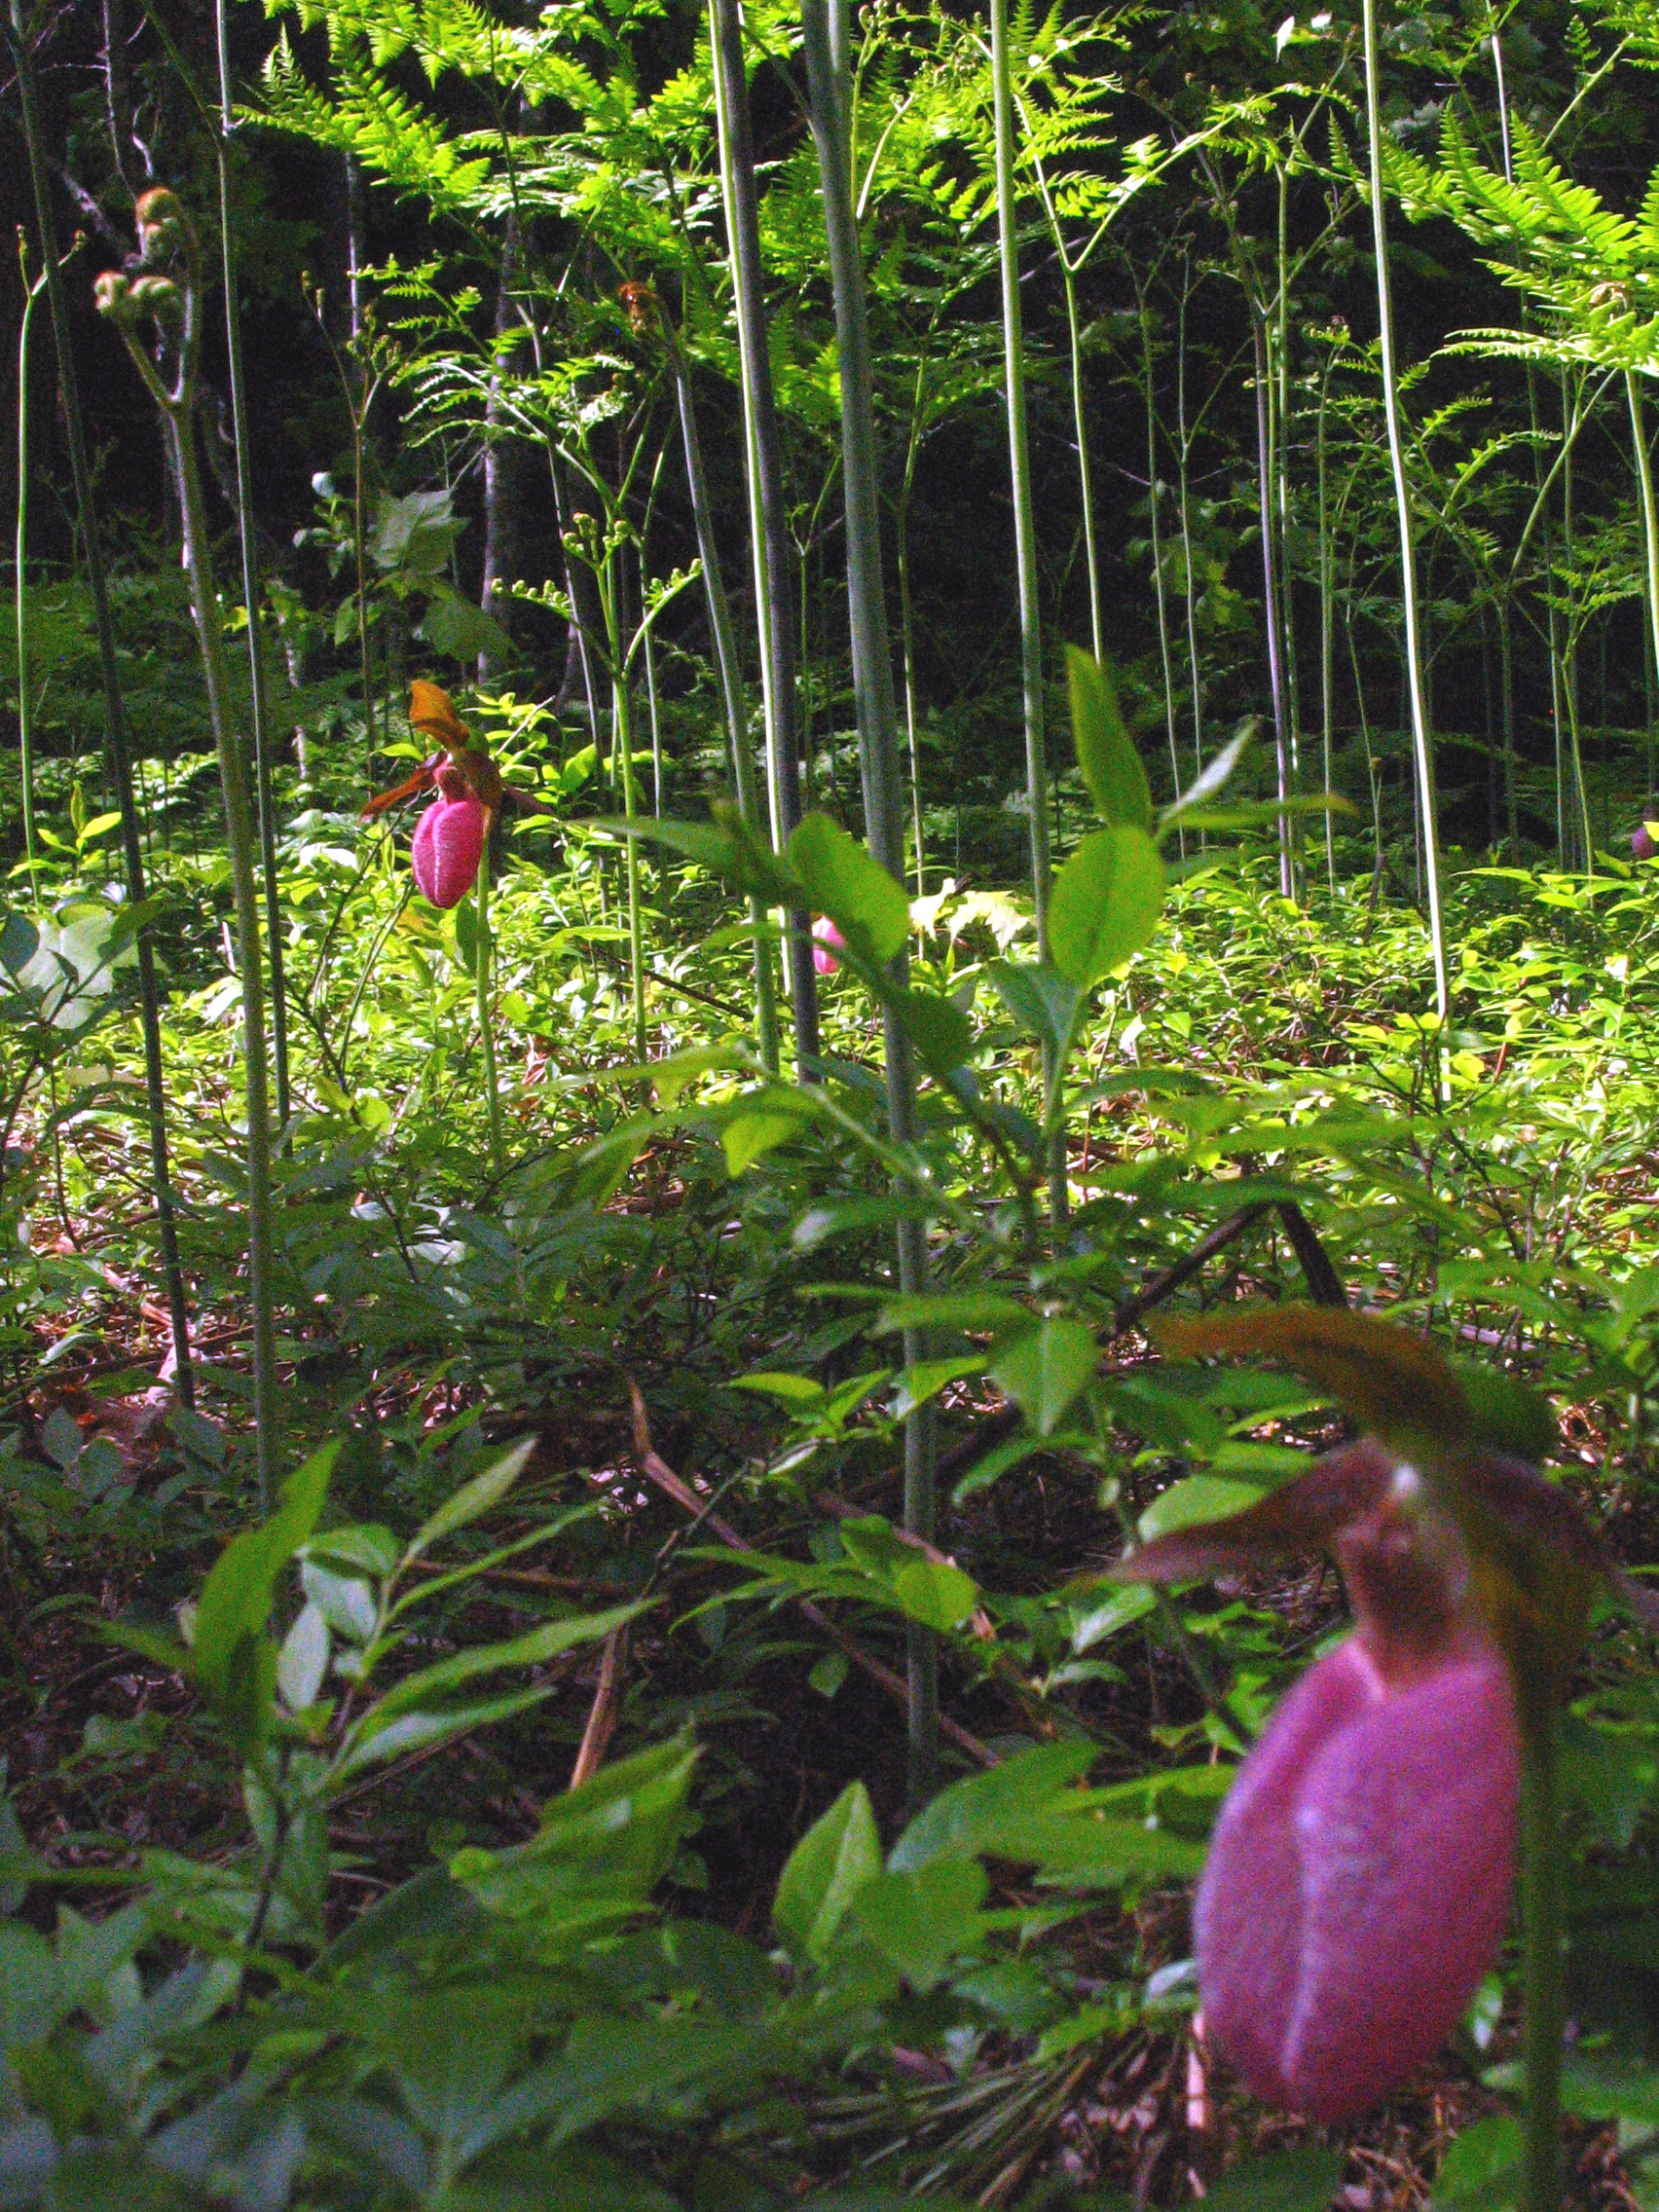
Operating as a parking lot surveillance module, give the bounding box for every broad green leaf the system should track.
[990,1318,1097,1436]
[723,1108,809,1175]
[370,1600,646,1720]
[891,986,972,1079]
[874,1292,1033,1337]
[406,1437,535,1561]
[987,958,1079,1053]
[950,1429,1044,1501]
[592,813,786,903]
[1069,1583,1156,1653]
[1138,1475,1264,1542]
[300,1560,377,1643]
[788,815,909,960]
[773,1781,881,1963]
[192,1444,336,1744]
[1435,2116,1522,2208]
[305,1523,400,1577]
[276,1602,330,1713]
[1202,2150,1344,2212]
[1048,827,1165,986]
[841,1859,988,1992]
[453,1734,697,1934]
[337,1685,557,1779]
[890,1743,1096,1871]
[1066,646,1152,830]
[888,1355,986,1420]
[727,1372,826,1406]
[890,1559,978,1631]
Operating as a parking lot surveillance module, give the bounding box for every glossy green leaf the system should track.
[191,1444,336,1745]
[788,814,909,960]
[841,1859,987,1992]
[406,1438,535,1561]
[1048,826,1165,986]
[1137,1475,1265,1543]
[890,1558,978,1630]
[773,1781,881,1964]
[990,1318,1098,1436]
[1066,646,1153,830]
[987,959,1079,1052]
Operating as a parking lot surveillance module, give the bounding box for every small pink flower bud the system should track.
[1634,823,1655,862]
[1196,1631,1519,2121]
[813,916,845,975]
[412,793,486,909]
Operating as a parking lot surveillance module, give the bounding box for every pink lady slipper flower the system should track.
[1121,1443,1520,2121]
[813,915,846,975]
[1116,1309,1659,2126]
[411,762,486,910]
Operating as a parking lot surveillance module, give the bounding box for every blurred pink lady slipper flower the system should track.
[1113,1302,1659,2128]
[813,916,845,975]
[411,762,486,909]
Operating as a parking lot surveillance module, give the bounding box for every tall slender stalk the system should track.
[214,0,290,1134]
[599,544,648,1062]
[1345,604,1385,866]
[1520,1711,1565,2212]
[1251,306,1295,901]
[1135,283,1185,830]
[662,303,779,1069]
[96,192,276,1506]
[708,0,819,1070]
[8,9,195,1410]
[988,0,1061,1221]
[1362,0,1450,1034]
[1065,251,1103,667]
[1559,379,1593,869]
[1177,256,1205,782]
[1316,342,1336,891]
[1274,164,1304,835]
[801,0,939,1807]
[1627,374,1659,789]
[474,834,504,1174]
[897,341,931,892]
[15,240,46,890]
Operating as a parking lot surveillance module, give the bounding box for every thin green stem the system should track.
[1521,1710,1564,2212]
[475,830,504,1176]
[9,3,195,1409]
[215,0,290,1136]
[615,648,647,1064]
[169,404,278,1511]
[989,0,1061,1223]
[1316,348,1335,893]
[663,306,779,1070]
[709,0,819,1069]
[801,0,938,1806]
[1627,374,1659,787]
[16,247,44,893]
[1363,0,1451,1044]
[1137,287,1184,837]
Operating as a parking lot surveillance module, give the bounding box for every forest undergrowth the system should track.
[13,0,1659,2199]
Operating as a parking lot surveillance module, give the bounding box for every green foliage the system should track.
[17,0,1659,2201]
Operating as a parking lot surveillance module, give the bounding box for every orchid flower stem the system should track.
[475,835,504,1179]
[1520,1709,1565,2212]
[16,249,43,895]
[9,3,197,1413]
